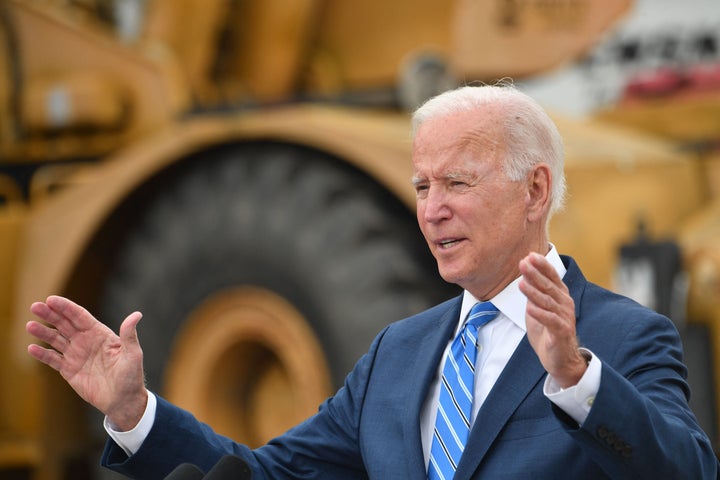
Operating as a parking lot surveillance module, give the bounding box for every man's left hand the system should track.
[519,252,587,388]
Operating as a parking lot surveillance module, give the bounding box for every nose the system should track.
[420,186,451,224]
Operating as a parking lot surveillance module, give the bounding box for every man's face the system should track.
[412,109,540,300]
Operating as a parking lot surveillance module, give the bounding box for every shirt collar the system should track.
[459,244,567,332]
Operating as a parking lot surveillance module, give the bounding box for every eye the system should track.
[450,180,470,190]
[414,183,429,198]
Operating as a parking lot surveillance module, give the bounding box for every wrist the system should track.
[108,389,148,432]
[557,350,591,389]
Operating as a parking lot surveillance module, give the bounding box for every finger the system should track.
[519,254,568,304]
[519,269,556,315]
[519,255,574,329]
[525,300,564,332]
[30,301,51,320]
[527,252,562,281]
[46,295,101,332]
[26,320,70,353]
[519,253,562,291]
[27,343,65,372]
[521,274,572,321]
[30,301,79,340]
[523,302,576,348]
[119,312,143,351]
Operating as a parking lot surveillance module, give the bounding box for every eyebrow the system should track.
[446,171,470,180]
[410,171,472,186]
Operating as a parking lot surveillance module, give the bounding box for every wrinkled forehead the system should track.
[412,112,505,175]
[413,107,504,150]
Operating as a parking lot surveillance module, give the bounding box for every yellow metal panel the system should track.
[551,115,705,288]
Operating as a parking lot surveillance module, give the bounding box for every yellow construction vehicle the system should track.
[2,1,719,478]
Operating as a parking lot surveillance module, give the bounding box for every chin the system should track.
[437,267,463,287]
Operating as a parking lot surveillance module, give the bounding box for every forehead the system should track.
[412,110,504,177]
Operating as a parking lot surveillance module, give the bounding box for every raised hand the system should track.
[519,252,587,388]
[27,296,148,431]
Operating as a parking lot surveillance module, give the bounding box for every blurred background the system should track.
[0,0,718,478]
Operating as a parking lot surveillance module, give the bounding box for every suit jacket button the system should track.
[597,426,608,439]
[622,445,633,458]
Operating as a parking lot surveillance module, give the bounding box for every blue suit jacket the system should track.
[104,256,718,479]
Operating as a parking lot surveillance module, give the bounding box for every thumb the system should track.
[118,311,143,349]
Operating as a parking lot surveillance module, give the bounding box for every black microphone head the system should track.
[163,462,204,480]
[204,455,252,479]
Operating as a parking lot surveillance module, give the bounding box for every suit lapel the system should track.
[401,298,462,478]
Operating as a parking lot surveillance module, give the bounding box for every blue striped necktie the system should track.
[428,301,499,480]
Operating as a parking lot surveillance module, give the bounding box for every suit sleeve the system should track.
[557,309,718,479]
[101,326,390,480]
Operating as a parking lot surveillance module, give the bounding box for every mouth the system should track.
[437,238,464,250]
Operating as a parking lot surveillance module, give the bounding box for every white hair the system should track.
[412,84,567,218]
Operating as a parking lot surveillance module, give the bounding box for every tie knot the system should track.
[466,301,499,328]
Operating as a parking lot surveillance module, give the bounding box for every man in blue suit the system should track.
[28,84,718,479]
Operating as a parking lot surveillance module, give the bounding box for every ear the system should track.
[526,163,551,223]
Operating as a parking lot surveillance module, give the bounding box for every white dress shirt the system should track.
[107,245,601,460]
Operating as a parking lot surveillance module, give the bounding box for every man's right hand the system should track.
[27,295,148,431]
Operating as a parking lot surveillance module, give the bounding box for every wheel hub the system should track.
[163,286,333,446]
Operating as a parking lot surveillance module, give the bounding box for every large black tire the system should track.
[96,142,457,441]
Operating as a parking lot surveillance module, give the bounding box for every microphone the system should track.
[203,455,252,479]
[164,463,204,480]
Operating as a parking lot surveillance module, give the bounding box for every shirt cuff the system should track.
[543,348,601,425]
[103,390,157,457]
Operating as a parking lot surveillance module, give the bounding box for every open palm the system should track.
[27,296,148,430]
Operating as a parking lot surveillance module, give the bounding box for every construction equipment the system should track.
[4,1,720,478]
